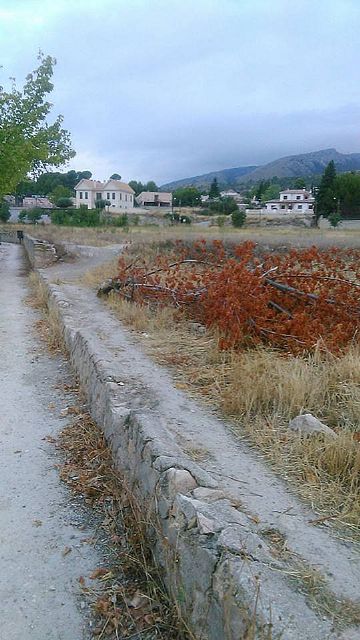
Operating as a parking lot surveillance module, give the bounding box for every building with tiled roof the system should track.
[74,178,135,212]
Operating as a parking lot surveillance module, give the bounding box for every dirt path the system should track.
[0,244,100,639]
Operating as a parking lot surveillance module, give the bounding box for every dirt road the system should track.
[0,243,99,639]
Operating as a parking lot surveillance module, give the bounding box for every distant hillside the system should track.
[245,148,360,182]
[161,165,257,191]
[161,149,360,190]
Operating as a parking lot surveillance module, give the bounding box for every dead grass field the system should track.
[15,221,360,249]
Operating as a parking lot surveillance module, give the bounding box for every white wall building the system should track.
[265,189,315,213]
[74,179,135,212]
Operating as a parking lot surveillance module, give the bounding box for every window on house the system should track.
[80,192,83,199]
[119,193,122,200]
[283,195,288,200]
[112,192,115,199]
[85,192,88,199]
[297,204,302,209]
[296,196,301,200]
[309,204,313,209]
[96,192,102,200]
[125,194,128,201]
[107,192,110,200]
[281,205,285,209]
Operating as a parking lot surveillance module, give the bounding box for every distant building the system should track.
[136,191,172,207]
[265,189,315,213]
[220,189,243,202]
[74,179,135,211]
[22,196,54,209]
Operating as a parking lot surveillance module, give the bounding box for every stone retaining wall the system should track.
[23,234,58,268]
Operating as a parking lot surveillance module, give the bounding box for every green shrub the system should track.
[51,207,100,227]
[231,209,246,228]
[0,200,10,223]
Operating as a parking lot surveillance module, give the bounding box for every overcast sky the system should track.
[1,0,359,183]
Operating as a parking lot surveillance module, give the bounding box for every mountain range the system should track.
[161,149,360,190]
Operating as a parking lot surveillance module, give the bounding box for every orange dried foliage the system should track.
[116,241,360,354]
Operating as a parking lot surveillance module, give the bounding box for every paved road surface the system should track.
[0,243,99,639]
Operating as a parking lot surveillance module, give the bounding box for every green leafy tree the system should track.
[110,173,121,180]
[26,208,43,223]
[15,179,36,197]
[260,184,281,203]
[172,187,201,207]
[35,170,92,195]
[128,180,144,196]
[56,197,73,208]
[145,180,158,192]
[255,180,270,201]
[0,54,75,198]
[128,180,159,195]
[209,178,220,199]
[206,197,238,215]
[231,209,246,228]
[315,161,337,219]
[48,184,73,206]
[95,198,110,210]
[328,210,342,228]
[0,200,10,222]
[334,172,360,218]
[294,177,306,189]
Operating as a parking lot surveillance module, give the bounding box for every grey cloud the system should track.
[1,0,360,182]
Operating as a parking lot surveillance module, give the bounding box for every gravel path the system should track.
[0,243,99,639]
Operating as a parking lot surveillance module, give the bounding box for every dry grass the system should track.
[27,272,65,352]
[106,294,360,533]
[19,221,360,249]
[81,259,119,288]
[57,411,193,639]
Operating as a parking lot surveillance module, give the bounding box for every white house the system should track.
[220,189,243,203]
[265,189,315,213]
[74,179,135,212]
[136,191,172,208]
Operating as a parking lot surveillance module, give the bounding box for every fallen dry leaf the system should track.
[89,567,109,580]
[32,519,43,527]
[62,546,71,557]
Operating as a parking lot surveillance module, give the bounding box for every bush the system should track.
[18,207,45,223]
[217,215,227,227]
[51,207,100,227]
[56,197,73,208]
[201,197,238,216]
[231,209,246,228]
[0,200,11,222]
[109,214,128,227]
[164,212,191,224]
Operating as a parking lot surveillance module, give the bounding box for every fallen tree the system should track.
[99,241,360,354]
